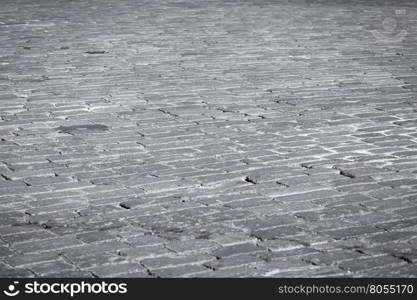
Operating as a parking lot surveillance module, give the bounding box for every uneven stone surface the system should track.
[0,0,417,277]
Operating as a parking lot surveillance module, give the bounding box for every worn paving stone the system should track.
[1,0,417,277]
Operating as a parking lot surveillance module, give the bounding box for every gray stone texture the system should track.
[0,0,417,277]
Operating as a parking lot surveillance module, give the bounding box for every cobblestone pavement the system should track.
[1,0,417,277]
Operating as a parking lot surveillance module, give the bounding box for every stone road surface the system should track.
[1,0,417,277]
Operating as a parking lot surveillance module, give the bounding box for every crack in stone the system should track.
[158,109,179,118]
[119,203,131,210]
[244,176,257,184]
[85,50,107,54]
[392,254,413,264]
[339,170,355,179]
[332,166,355,179]
[276,181,290,188]
[139,261,155,277]
[0,174,12,181]
[202,263,216,271]
[300,163,313,169]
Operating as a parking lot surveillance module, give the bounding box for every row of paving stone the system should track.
[0,0,417,277]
